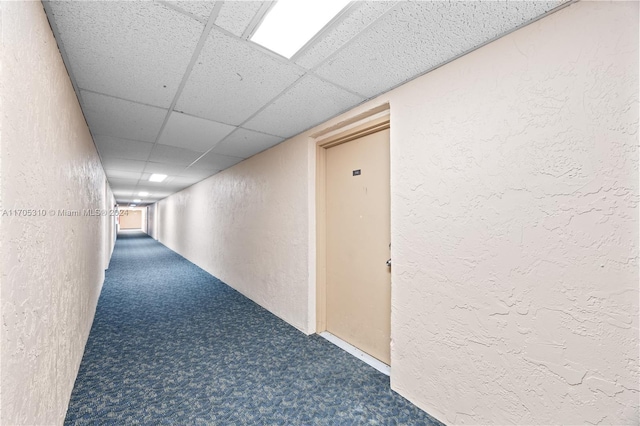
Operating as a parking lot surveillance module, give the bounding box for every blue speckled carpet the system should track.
[65,231,441,425]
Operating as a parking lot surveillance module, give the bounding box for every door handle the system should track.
[386,258,391,267]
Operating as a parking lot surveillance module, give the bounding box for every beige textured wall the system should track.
[386,2,638,424]
[106,186,116,266]
[119,208,143,229]
[156,137,310,331]
[1,1,112,424]
[147,204,157,239]
[154,1,637,424]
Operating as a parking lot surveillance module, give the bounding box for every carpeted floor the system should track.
[65,231,442,425]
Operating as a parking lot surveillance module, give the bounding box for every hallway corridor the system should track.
[65,232,439,424]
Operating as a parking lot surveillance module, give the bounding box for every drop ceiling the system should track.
[43,0,567,205]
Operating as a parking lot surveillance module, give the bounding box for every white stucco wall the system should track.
[1,2,112,424]
[154,1,637,424]
[156,136,310,332]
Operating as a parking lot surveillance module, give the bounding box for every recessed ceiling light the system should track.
[130,204,137,207]
[138,191,149,196]
[133,199,141,202]
[251,0,350,59]
[149,174,167,182]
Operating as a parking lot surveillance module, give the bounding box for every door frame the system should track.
[314,108,390,333]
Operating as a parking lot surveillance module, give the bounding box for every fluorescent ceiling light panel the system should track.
[251,0,350,58]
[138,191,149,196]
[149,174,167,182]
[130,204,137,207]
[133,199,141,202]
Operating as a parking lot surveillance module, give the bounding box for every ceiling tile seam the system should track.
[228,74,311,136]
[183,127,244,169]
[155,0,207,24]
[171,108,284,139]
[41,0,114,188]
[336,0,580,111]
[214,1,398,102]
[208,24,308,78]
[258,1,578,143]
[240,1,276,40]
[234,126,283,140]
[181,2,389,153]
[105,156,201,167]
[133,1,225,194]
[212,25,309,75]
[288,1,363,63]
[184,143,245,170]
[268,97,373,146]
[305,0,401,76]
[79,88,169,111]
[90,132,159,146]
[307,71,367,99]
[217,2,391,75]
[181,122,289,171]
[227,54,369,139]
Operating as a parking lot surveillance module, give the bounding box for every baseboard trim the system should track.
[319,331,390,376]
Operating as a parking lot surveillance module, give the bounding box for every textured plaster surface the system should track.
[152,2,637,424]
[385,3,638,424]
[1,2,113,424]
[156,136,310,332]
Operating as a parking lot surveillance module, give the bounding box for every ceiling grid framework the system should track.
[44,0,570,205]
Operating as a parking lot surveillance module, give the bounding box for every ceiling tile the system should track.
[149,182,189,191]
[168,176,204,187]
[214,1,264,37]
[101,157,148,173]
[94,135,154,161]
[105,170,142,181]
[81,91,167,142]
[149,144,203,166]
[212,128,283,159]
[143,162,188,176]
[117,198,147,204]
[167,0,216,21]
[49,1,203,107]
[131,185,173,197]
[111,183,138,193]
[108,177,141,187]
[176,28,304,125]
[112,188,136,197]
[294,1,397,69]
[244,75,364,138]
[157,111,236,152]
[178,167,220,180]
[190,152,244,170]
[314,1,564,98]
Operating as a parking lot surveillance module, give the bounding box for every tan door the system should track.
[120,210,142,229]
[325,127,391,364]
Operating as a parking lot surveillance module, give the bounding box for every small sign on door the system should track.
[353,169,361,176]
